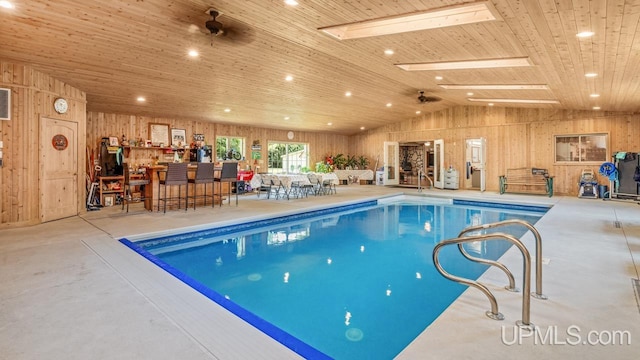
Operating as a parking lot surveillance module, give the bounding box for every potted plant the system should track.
[332,153,347,170]
[345,155,358,170]
[358,155,370,169]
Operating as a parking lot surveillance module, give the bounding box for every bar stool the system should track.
[214,162,238,206]
[121,163,149,212]
[157,162,189,213]
[187,162,215,209]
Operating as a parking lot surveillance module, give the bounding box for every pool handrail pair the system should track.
[432,219,547,329]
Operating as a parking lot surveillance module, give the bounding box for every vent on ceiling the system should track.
[0,88,10,120]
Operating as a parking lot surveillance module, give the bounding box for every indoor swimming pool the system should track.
[121,197,548,359]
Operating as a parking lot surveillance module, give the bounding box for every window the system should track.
[267,142,309,174]
[555,133,608,163]
[216,136,245,161]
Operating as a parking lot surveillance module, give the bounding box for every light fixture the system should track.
[488,103,494,106]
[439,84,549,90]
[327,122,333,126]
[585,72,598,78]
[386,103,392,107]
[285,75,294,81]
[434,75,443,80]
[0,1,14,9]
[416,110,421,114]
[318,2,501,40]
[345,91,352,97]
[224,108,231,112]
[384,49,394,56]
[284,116,290,120]
[468,98,559,104]
[136,96,146,102]
[284,0,298,6]
[187,49,199,57]
[592,106,601,110]
[360,126,365,130]
[576,31,594,38]
[396,57,533,71]
[467,92,474,96]
[590,93,600,98]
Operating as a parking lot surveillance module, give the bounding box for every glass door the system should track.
[383,141,399,185]
[433,139,444,189]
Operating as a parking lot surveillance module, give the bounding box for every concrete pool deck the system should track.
[1,185,639,359]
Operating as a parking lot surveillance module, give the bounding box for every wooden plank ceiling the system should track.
[1,0,639,135]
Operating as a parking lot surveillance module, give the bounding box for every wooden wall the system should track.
[0,60,87,228]
[350,106,640,195]
[86,112,350,173]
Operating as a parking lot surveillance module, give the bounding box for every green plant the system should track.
[345,155,358,169]
[358,155,370,169]
[315,161,332,173]
[332,153,347,170]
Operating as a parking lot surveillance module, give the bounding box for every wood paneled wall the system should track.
[0,60,87,228]
[87,112,350,172]
[350,106,640,195]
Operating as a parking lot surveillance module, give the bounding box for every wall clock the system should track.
[53,98,68,114]
[287,131,294,140]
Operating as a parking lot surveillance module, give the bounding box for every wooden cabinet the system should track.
[98,175,124,206]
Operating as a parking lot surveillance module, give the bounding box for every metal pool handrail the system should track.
[433,233,535,329]
[457,219,547,300]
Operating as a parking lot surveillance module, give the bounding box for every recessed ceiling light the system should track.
[396,57,533,71]
[592,106,601,110]
[585,73,598,78]
[384,49,394,56]
[318,2,501,40]
[488,103,494,106]
[386,103,392,107]
[188,49,199,57]
[327,122,333,126]
[360,126,365,130]
[467,92,474,96]
[345,91,352,97]
[224,108,231,112]
[468,98,560,104]
[284,116,290,120]
[416,110,421,114]
[434,76,443,81]
[576,31,594,38]
[285,75,294,81]
[284,0,298,5]
[0,1,14,9]
[439,84,549,90]
[136,96,146,102]
[590,93,600,98]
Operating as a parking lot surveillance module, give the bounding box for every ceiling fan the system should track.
[417,90,441,104]
[203,9,255,45]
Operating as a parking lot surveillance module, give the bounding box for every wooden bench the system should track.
[499,167,554,197]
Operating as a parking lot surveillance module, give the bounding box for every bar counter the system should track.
[143,164,229,211]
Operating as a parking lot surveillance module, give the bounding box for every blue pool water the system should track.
[122,197,546,359]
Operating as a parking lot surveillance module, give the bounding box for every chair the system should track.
[270,176,289,199]
[187,162,215,209]
[322,176,337,195]
[157,162,189,213]
[290,178,314,198]
[307,174,323,195]
[257,174,274,199]
[121,163,149,212]
[215,162,238,206]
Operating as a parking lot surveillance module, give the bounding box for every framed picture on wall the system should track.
[149,123,169,146]
[108,136,119,147]
[171,128,186,147]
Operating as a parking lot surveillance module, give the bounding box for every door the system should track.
[40,118,78,222]
[383,141,399,185]
[433,139,445,189]
[465,138,486,192]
